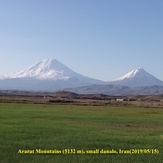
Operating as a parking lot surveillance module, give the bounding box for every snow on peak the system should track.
[114,67,163,86]
[116,68,146,80]
[4,59,78,80]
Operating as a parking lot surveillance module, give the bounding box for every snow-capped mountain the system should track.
[66,68,163,95]
[113,68,163,87]
[0,60,163,93]
[0,59,104,91]
[3,59,82,80]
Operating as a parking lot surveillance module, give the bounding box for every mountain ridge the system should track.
[0,59,163,93]
[65,84,163,95]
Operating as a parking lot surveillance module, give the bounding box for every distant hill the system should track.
[65,85,163,95]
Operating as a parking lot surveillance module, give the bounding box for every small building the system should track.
[116,98,124,102]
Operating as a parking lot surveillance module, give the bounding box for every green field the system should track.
[0,103,163,163]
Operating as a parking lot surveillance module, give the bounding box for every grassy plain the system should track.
[0,103,163,163]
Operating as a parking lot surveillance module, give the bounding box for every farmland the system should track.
[0,103,163,163]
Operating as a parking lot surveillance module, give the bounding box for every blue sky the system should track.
[0,0,163,81]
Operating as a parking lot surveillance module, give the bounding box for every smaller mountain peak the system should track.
[115,67,163,87]
[133,67,144,71]
[116,68,146,81]
[137,67,144,71]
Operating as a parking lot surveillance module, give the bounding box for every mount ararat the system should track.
[0,59,163,94]
[0,59,104,91]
